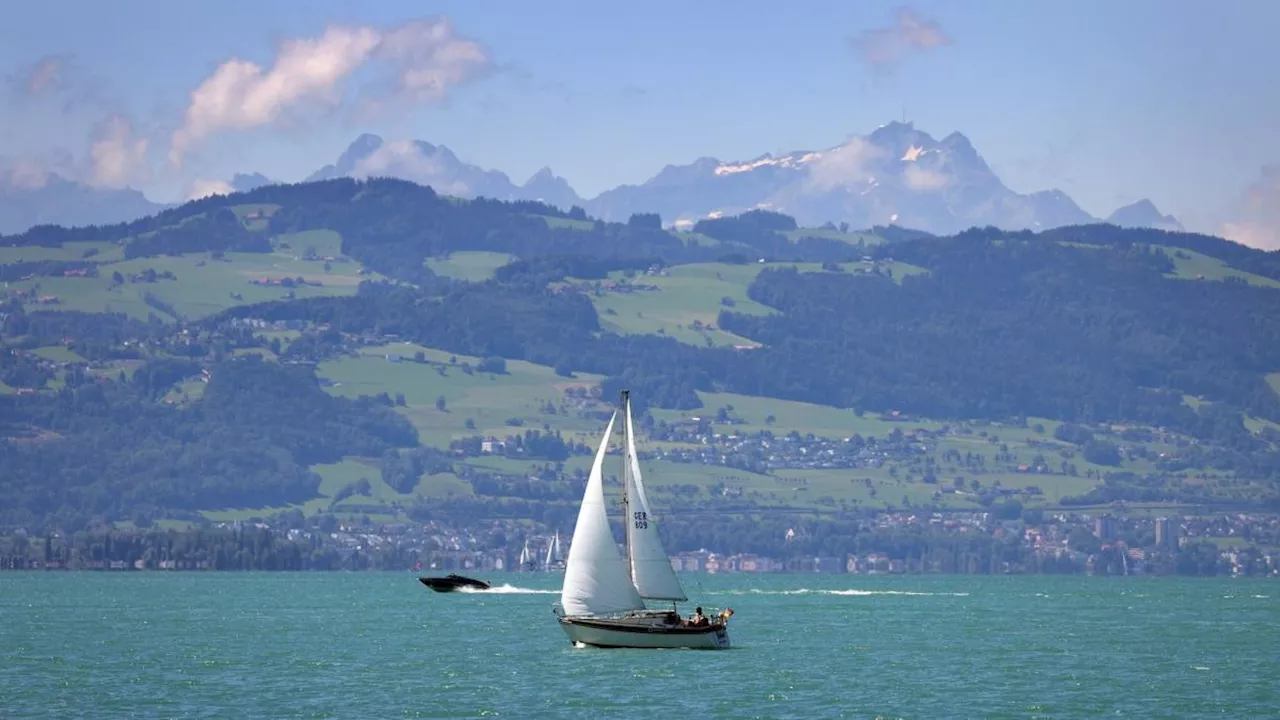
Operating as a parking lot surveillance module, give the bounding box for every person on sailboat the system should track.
[688,607,708,626]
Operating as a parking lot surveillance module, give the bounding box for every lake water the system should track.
[2,573,1276,718]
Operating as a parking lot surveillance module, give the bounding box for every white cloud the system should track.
[903,164,950,191]
[375,17,491,102]
[170,26,380,165]
[1220,165,1280,250]
[806,137,885,191]
[849,7,951,72]
[88,115,149,189]
[351,140,470,195]
[170,17,491,165]
[185,178,235,201]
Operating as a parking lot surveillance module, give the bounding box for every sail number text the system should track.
[633,511,648,530]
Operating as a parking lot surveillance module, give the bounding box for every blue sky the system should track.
[1,0,1277,241]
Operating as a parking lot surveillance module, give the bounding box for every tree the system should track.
[628,212,662,230]
[1055,424,1094,445]
[1083,440,1122,467]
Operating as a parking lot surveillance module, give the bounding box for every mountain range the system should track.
[0,122,1184,236]
[0,176,172,236]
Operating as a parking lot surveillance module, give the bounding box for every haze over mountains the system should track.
[0,176,172,236]
[0,122,1183,237]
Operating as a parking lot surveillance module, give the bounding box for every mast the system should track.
[620,392,688,603]
[619,389,634,585]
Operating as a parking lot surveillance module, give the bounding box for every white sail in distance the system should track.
[623,398,687,602]
[560,412,645,617]
[544,532,558,566]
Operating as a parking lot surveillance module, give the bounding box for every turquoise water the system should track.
[2,573,1276,718]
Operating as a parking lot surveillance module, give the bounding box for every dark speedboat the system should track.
[418,574,491,593]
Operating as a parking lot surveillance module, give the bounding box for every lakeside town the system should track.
[4,508,1277,577]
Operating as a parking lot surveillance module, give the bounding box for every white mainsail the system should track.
[560,412,645,617]
[623,398,688,601]
[519,540,531,568]
[544,531,560,566]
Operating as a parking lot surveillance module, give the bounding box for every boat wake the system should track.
[709,589,970,597]
[460,584,559,595]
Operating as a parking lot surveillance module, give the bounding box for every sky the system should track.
[1,0,1278,246]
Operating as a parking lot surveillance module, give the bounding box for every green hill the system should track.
[3,179,1279,533]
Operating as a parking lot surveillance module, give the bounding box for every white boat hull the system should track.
[558,615,730,650]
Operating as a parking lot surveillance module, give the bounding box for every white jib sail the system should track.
[623,400,688,602]
[560,412,645,617]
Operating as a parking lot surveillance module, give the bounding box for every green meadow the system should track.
[7,227,377,321]
[317,342,608,447]
[425,251,516,281]
[1159,245,1280,288]
[571,260,926,348]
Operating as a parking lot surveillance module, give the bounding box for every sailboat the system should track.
[518,539,536,571]
[544,531,564,572]
[554,390,733,649]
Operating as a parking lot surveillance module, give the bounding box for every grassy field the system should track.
[425,251,515,281]
[1160,246,1280,288]
[30,345,87,363]
[0,240,126,265]
[202,457,476,522]
[580,263,776,347]
[7,238,375,320]
[574,260,927,348]
[650,390,943,438]
[276,228,342,256]
[317,342,609,447]
[785,227,883,246]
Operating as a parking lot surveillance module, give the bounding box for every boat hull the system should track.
[558,615,730,650]
[418,575,491,593]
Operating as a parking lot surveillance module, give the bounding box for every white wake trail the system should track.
[458,583,559,595]
[708,588,970,597]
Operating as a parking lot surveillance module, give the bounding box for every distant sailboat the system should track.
[544,531,563,571]
[554,390,733,649]
[518,539,536,571]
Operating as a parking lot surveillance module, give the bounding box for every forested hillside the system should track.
[3,178,1279,533]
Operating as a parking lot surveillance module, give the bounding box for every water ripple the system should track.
[1,573,1276,718]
